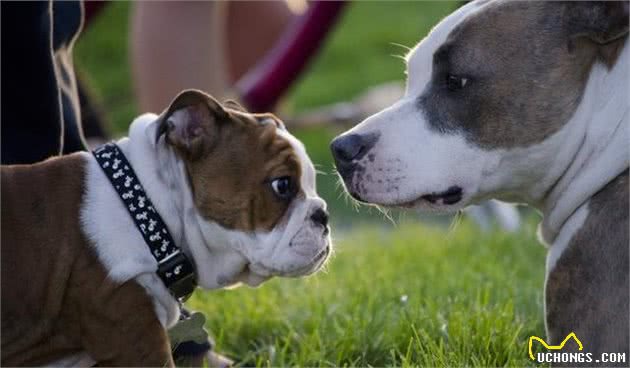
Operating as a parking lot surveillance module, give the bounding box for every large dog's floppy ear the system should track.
[156,89,228,160]
[566,1,629,45]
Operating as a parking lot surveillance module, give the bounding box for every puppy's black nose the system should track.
[310,208,329,228]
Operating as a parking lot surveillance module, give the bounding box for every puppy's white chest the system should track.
[80,151,180,328]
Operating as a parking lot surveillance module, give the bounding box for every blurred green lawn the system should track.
[190,221,546,367]
[75,2,546,366]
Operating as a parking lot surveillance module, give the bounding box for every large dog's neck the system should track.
[538,40,629,244]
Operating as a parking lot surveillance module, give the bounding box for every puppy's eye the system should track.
[446,74,468,91]
[270,176,294,200]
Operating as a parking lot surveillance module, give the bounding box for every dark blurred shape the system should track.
[83,0,108,27]
[1,1,86,165]
[76,72,110,142]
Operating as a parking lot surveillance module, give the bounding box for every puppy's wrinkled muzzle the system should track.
[286,243,330,277]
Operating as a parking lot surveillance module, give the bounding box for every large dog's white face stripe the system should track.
[339,98,499,211]
[332,0,627,214]
[333,1,497,211]
[405,1,488,97]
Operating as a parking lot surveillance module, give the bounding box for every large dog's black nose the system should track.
[330,133,379,175]
[331,134,365,162]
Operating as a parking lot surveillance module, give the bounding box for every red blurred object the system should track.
[81,1,347,113]
[236,1,347,112]
[83,1,108,27]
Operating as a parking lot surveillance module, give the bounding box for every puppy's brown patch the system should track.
[2,154,173,366]
[159,90,302,232]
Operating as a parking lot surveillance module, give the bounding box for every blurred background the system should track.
[74,2,546,366]
[75,1,466,226]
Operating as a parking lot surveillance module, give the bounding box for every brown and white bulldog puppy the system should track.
[1,90,331,366]
[332,1,628,364]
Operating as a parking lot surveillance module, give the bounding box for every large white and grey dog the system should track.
[332,0,628,360]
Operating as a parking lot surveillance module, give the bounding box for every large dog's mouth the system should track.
[415,186,463,205]
[345,184,466,212]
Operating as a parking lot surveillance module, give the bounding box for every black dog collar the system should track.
[93,143,196,301]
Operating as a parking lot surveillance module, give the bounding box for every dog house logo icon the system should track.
[528,332,583,361]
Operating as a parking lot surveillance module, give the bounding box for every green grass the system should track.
[189,220,546,367]
[75,2,548,367]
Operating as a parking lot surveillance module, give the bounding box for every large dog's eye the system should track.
[446,74,468,91]
[270,176,295,200]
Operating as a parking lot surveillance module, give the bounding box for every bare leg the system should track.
[131,1,292,112]
[131,1,229,113]
[226,1,292,81]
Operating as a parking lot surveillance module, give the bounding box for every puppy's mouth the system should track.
[313,245,330,264]
[248,243,331,279]
[286,244,330,277]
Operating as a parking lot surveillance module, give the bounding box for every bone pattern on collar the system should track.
[82,114,214,328]
[92,143,196,301]
[82,111,327,325]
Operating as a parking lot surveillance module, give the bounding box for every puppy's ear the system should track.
[566,1,629,45]
[156,89,228,160]
[223,99,247,113]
